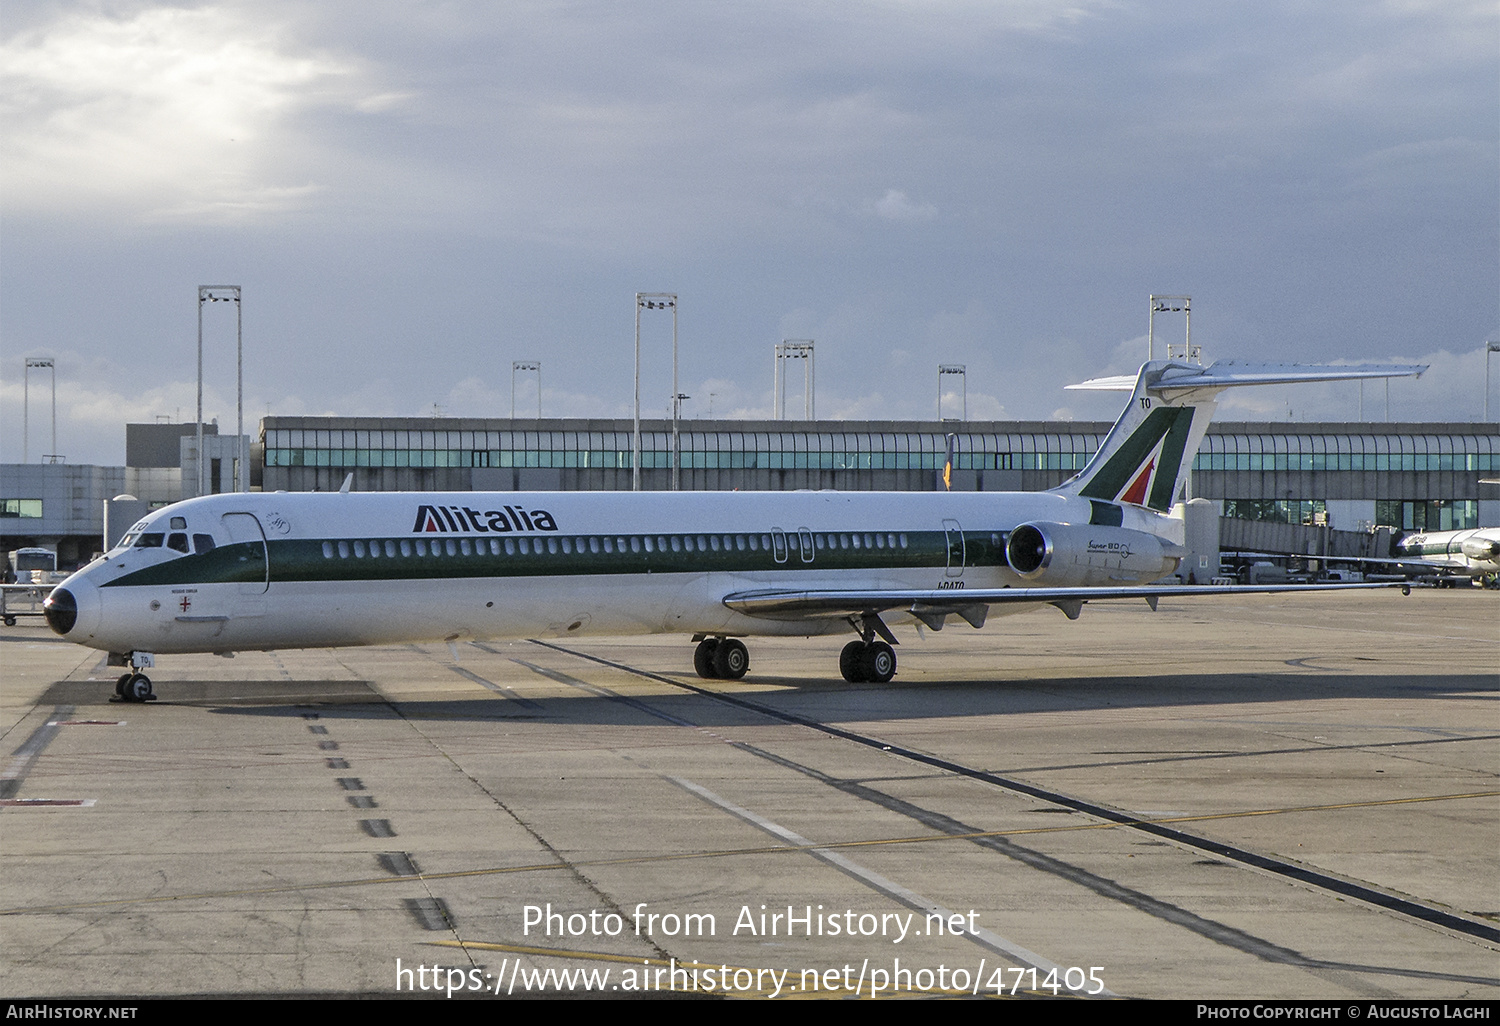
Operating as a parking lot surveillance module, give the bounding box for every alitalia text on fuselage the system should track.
[412,503,559,535]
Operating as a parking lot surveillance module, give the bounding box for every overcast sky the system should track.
[2,0,1496,466]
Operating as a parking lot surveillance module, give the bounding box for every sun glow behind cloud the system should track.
[1,6,356,220]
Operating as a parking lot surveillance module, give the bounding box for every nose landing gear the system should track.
[109,652,157,702]
[113,673,156,702]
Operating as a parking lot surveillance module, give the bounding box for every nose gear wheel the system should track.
[112,673,156,703]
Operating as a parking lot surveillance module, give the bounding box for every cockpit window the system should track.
[134,533,165,548]
[167,533,190,553]
[194,534,216,554]
[170,516,187,530]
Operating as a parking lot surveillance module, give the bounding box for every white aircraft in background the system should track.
[1392,527,1500,585]
[44,359,1424,702]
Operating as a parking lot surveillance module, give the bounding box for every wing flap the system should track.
[723,581,1404,623]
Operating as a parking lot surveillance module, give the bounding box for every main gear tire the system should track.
[860,642,896,684]
[839,641,868,683]
[693,639,720,679]
[712,639,749,680]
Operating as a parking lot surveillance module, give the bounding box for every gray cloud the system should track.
[2,0,1494,464]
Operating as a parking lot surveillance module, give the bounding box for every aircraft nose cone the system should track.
[44,587,77,635]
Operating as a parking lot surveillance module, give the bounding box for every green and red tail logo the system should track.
[1077,406,1196,511]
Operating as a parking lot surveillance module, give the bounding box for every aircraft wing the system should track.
[723,581,1407,630]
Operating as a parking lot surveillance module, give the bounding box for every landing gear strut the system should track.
[693,637,749,680]
[839,640,896,683]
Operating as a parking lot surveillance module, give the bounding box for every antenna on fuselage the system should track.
[339,473,354,494]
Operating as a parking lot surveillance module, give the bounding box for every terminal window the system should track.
[1375,500,1478,531]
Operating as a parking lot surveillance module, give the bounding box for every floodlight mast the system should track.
[938,364,966,421]
[1148,295,1194,363]
[23,357,56,463]
[512,361,541,419]
[196,285,244,495]
[633,293,678,491]
[773,341,815,420]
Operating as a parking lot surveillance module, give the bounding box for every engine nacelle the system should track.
[1006,522,1183,586]
[1460,535,1499,562]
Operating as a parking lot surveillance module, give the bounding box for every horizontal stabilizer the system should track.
[1064,373,1137,392]
[1069,360,1425,395]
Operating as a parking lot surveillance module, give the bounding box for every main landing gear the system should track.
[113,673,156,703]
[693,637,749,680]
[689,629,896,684]
[839,640,896,683]
[837,611,899,683]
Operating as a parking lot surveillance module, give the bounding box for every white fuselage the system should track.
[1395,527,1500,579]
[49,488,1181,656]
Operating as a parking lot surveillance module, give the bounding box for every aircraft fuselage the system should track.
[47,488,1181,657]
[1394,527,1500,580]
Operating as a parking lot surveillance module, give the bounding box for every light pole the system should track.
[773,340,815,419]
[197,285,243,495]
[23,357,55,463]
[673,390,691,487]
[511,361,541,419]
[1486,341,1500,422]
[938,364,966,421]
[634,293,677,491]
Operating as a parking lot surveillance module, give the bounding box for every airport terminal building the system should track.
[5,415,1494,570]
[257,416,1499,534]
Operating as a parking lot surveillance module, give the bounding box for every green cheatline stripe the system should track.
[101,529,1010,588]
[1404,542,1465,556]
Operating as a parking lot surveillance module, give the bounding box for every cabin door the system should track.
[220,513,269,594]
[943,519,965,579]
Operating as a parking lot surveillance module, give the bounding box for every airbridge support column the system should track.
[1182,498,1220,585]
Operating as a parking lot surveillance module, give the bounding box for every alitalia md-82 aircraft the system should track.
[1393,527,1500,585]
[44,359,1423,702]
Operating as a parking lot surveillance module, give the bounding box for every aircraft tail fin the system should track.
[1053,360,1425,513]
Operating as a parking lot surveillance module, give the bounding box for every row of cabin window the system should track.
[320,532,911,561]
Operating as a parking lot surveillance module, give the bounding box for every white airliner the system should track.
[1392,527,1500,584]
[44,360,1424,702]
